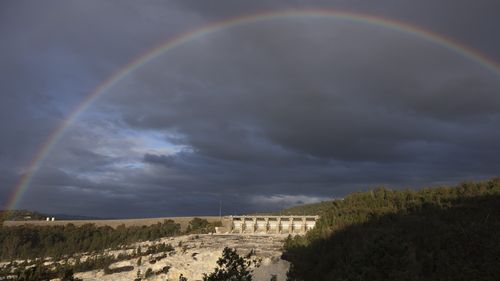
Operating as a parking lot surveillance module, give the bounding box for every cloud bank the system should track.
[1,0,499,217]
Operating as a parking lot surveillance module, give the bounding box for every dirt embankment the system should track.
[3,216,223,231]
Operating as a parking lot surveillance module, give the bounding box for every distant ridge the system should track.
[49,213,114,220]
[0,209,111,221]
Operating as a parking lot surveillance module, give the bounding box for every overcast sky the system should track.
[1,0,499,218]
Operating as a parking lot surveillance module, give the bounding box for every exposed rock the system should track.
[75,234,289,281]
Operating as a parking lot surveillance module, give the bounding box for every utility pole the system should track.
[219,200,222,221]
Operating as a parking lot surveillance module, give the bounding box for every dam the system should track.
[4,215,320,235]
[220,215,319,234]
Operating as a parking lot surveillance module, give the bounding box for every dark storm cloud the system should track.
[0,0,201,208]
[113,20,500,163]
[1,0,499,217]
[176,0,500,60]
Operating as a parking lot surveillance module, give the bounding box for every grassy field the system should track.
[2,216,224,231]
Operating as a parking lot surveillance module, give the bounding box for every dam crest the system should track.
[218,215,319,234]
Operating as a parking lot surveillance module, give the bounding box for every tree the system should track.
[188,218,210,232]
[203,247,252,281]
[186,218,222,234]
[145,268,153,278]
[61,267,82,281]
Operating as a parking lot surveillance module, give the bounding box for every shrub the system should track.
[145,268,153,278]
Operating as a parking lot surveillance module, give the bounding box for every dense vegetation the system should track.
[0,220,181,260]
[186,217,223,234]
[283,178,500,281]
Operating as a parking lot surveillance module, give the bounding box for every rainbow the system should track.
[4,9,500,214]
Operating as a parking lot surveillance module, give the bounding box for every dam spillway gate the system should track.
[221,215,319,234]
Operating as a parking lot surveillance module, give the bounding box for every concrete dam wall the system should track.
[218,215,319,234]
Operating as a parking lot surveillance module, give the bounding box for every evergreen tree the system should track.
[203,247,252,281]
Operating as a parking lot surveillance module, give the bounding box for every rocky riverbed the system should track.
[75,234,289,281]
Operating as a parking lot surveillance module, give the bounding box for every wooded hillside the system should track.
[284,178,500,281]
